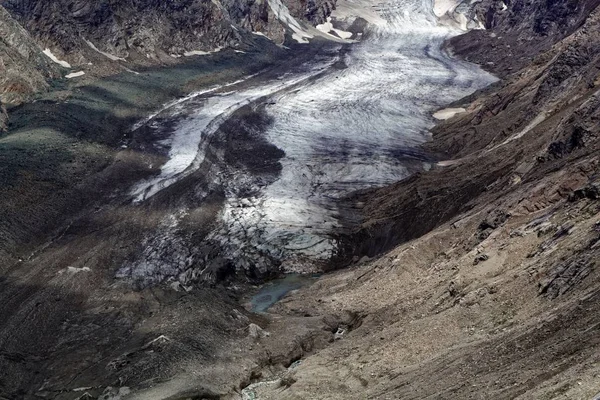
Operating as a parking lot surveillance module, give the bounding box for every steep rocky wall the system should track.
[448,0,600,76]
[0,5,60,105]
[341,2,600,263]
[2,0,240,61]
[0,0,336,65]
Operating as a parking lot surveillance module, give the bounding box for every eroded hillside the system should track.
[0,0,335,102]
[244,1,600,398]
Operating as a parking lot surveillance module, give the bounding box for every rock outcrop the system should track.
[449,0,600,76]
[0,0,336,105]
[0,5,60,104]
[0,102,7,132]
[0,0,336,66]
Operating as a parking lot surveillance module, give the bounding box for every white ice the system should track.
[433,107,467,120]
[129,0,497,276]
[214,0,497,264]
[43,48,71,68]
[433,0,461,17]
[65,71,85,79]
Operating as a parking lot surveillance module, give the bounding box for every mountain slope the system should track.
[0,5,60,105]
[244,2,600,399]
[449,0,600,76]
[0,0,335,69]
[0,0,336,106]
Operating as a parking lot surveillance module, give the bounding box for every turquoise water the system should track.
[250,274,318,313]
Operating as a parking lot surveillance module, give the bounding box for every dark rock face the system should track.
[2,0,239,59]
[449,0,600,76]
[1,0,336,62]
[0,102,7,132]
[0,5,60,104]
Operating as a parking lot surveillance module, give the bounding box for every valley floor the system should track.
[1,1,600,399]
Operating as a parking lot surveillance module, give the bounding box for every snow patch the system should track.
[267,0,313,43]
[130,73,260,133]
[65,71,85,79]
[500,112,547,146]
[60,266,91,275]
[433,0,461,17]
[433,107,466,120]
[43,48,71,68]
[85,39,126,61]
[183,47,223,57]
[316,17,354,39]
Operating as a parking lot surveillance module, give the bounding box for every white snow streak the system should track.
[184,47,223,57]
[43,48,71,68]
[316,17,354,39]
[65,71,85,79]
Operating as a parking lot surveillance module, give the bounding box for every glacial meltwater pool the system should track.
[250,274,319,313]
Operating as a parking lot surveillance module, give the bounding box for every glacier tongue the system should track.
[213,0,496,268]
[127,0,497,284]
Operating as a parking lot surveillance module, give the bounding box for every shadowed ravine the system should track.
[124,0,496,285]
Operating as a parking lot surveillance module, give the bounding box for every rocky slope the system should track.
[1,0,599,399]
[449,0,600,76]
[242,1,600,399]
[0,5,60,105]
[0,0,335,104]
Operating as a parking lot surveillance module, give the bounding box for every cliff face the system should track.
[0,0,336,105]
[0,6,60,105]
[448,0,600,76]
[0,0,335,63]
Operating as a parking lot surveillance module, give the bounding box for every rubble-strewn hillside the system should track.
[1,0,599,399]
[0,6,60,105]
[449,0,600,76]
[0,0,335,103]
[243,1,600,399]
